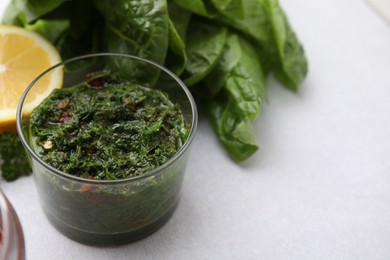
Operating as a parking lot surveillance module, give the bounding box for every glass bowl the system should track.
[0,188,25,259]
[16,53,197,245]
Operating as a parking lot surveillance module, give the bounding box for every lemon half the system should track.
[0,25,62,132]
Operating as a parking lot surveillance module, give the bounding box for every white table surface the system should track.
[2,0,390,259]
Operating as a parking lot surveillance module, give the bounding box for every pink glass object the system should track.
[0,188,25,260]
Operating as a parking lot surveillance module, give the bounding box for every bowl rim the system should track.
[16,53,198,184]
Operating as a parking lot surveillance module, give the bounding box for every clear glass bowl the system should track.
[16,53,197,245]
[0,188,25,259]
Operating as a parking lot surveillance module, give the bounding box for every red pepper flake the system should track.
[80,184,92,193]
[58,111,72,124]
[89,79,104,88]
[58,98,72,110]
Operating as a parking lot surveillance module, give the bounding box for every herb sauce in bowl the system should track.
[17,53,197,245]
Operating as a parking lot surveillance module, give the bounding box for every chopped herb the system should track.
[0,132,31,181]
[30,75,189,180]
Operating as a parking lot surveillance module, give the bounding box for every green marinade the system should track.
[30,74,188,180]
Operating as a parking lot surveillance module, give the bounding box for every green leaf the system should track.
[204,32,266,162]
[93,0,170,66]
[24,19,69,43]
[217,0,272,45]
[224,35,265,120]
[165,19,187,75]
[165,2,191,75]
[208,92,258,163]
[216,0,308,91]
[67,0,101,39]
[173,0,217,18]
[211,0,234,10]
[204,34,266,116]
[168,1,192,41]
[54,2,102,71]
[263,0,308,91]
[211,0,244,19]
[2,0,67,23]
[183,21,227,86]
[202,34,242,97]
[214,0,276,72]
[25,0,67,22]
[56,30,99,72]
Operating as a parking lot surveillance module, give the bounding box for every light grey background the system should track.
[1,0,390,259]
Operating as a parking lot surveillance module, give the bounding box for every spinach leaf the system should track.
[224,35,265,120]
[2,0,67,24]
[56,29,100,72]
[202,33,241,97]
[204,33,265,160]
[215,0,308,91]
[168,1,191,41]
[165,2,192,75]
[183,21,227,86]
[211,0,244,19]
[3,0,102,69]
[263,0,308,91]
[24,19,69,43]
[204,34,266,121]
[92,0,170,66]
[52,1,103,71]
[216,0,272,46]
[202,39,240,98]
[173,0,217,18]
[214,0,275,72]
[66,0,100,39]
[91,0,170,83]
[208,92,258,163]
[23,0,66,22]
[211,0,235,10]
[166,19,187,75]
